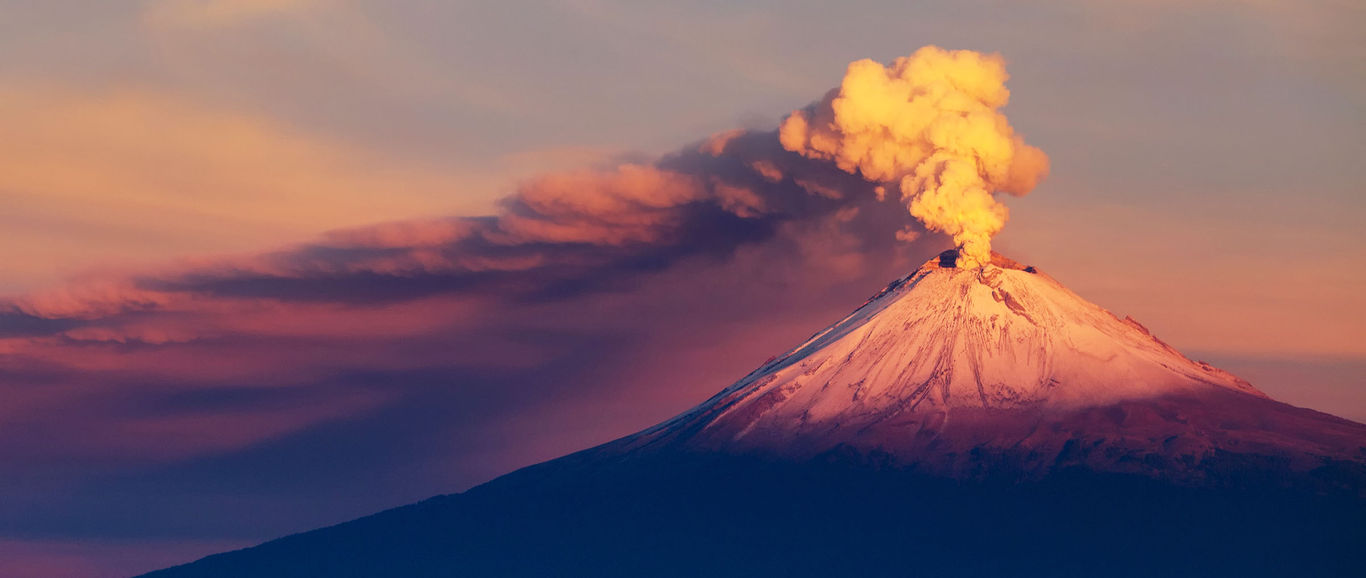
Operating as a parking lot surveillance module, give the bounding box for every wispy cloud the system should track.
[142,0,321,29]
[0,86,499,292]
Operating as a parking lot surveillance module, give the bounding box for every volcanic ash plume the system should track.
[779,46,1049,268]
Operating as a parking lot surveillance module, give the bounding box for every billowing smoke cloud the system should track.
[779,46,1049,268]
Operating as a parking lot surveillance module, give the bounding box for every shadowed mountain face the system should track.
[143,252,1366,577]
[140,453,1366,578]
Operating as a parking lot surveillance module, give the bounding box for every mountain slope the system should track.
[142,251,1366,577]
[605,251,1364,482]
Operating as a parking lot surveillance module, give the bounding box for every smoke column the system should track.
[779,46,1049,268]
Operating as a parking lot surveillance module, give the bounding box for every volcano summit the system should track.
[146,252,1366,578]
[609,250,1360,482]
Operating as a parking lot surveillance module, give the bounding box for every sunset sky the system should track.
[2,1,1364,576]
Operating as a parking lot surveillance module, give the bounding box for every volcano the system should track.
[145,251,1366,578]
[603,251,1362,481]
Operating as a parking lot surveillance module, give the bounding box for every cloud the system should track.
[142,0,320,29]
[0,86,496,293]
[0,128,897,314]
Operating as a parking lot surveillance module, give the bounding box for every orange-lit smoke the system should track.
[779,46,1049,268]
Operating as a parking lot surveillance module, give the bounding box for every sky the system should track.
[1,1,1363,576]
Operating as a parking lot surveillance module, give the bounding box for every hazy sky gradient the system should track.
[1,1,1362,576]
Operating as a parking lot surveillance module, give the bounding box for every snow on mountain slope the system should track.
[609,250,1365,480]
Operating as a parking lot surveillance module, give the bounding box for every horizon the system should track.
[1,1,1363,576]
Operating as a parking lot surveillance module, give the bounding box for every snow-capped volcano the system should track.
[611,250,1363,480]
[143,250,1366,578]
[677,249,1260,414]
